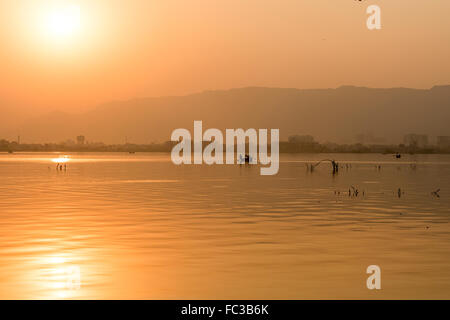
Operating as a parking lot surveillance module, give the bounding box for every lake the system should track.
[0,152,449,299]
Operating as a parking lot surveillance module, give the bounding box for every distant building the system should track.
[76,135,86,145]
[404,134,428,148]
[437,136,450,149]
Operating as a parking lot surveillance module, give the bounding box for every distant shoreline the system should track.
[1,140,449,155]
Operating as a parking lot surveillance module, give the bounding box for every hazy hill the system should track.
[6,85,450,144]
[0,101,38,142]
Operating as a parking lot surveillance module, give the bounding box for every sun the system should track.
[41,4,81,41]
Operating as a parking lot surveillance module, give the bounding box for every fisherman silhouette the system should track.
[239,154,252,164]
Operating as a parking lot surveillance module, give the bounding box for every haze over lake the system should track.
[0,152,449,299]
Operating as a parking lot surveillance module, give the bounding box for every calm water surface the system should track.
[0,152,449,299]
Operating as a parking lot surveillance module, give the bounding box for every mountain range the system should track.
[2,85,450,144]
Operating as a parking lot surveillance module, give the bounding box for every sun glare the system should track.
[52,156,70,164]
[41,4,81,42]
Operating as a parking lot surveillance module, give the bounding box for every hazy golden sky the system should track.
[1,0,449,111]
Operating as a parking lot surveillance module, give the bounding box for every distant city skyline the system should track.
[2,131,450,151]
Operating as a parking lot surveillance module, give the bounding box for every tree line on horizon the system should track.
[1,137,448,154]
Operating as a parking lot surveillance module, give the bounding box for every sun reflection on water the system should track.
[32,254,81,299]
[51,156,71,164]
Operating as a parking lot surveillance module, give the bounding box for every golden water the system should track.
[0,153,449,299]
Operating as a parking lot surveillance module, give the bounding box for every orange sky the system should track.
[1,0,450,111]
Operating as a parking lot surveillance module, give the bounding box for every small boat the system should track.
[239,154,252,164]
